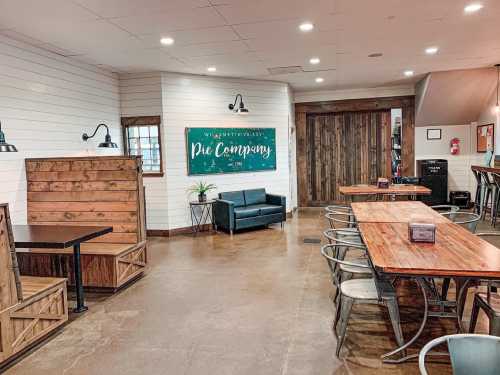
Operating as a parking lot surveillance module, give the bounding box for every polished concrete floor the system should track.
[4,209,496,375]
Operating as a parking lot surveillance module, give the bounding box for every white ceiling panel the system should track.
[72,0,210,18]
[110,7,227,35]
[1,0,500,90]
[138,26,240,48]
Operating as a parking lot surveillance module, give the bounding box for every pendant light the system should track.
[228,94,249,114]
[0,121,18,152]
[82,123,118,148]
[495,64,500,114]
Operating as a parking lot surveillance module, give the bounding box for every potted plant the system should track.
[188,181,217,202]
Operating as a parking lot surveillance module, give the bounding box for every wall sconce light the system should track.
[228,94,249,114]
[82,123,118,148]
[0,121,18,152]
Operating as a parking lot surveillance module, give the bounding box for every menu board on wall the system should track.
[185,127,276,175]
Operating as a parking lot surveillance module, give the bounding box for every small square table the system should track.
[13,225,113,313]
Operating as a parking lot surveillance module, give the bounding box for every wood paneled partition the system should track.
[296,96,415,206]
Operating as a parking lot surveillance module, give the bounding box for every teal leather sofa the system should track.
[214,188,286,234]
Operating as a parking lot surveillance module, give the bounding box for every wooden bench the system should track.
[17,156,147,290]
[0,204,68,367]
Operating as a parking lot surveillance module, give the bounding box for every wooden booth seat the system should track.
[18,156,148,291]
[0,204,68,368]
[17,241,147,289]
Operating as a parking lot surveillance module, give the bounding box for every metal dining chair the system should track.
[321,242,405,357]
[325,211,357,230]
[325,205,352,213]
[419,334,500,375]
[436,211,481,302]
[322,232,371,308]
[468,233,500,336]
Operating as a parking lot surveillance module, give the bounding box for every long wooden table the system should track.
[352,201,500,362]
[339,184,431,201]
[351,201,448,223]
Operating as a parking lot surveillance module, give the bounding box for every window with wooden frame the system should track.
[121,116,163,177]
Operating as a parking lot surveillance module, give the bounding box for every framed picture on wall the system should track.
[427,128,441,140]
[477,123,494,153]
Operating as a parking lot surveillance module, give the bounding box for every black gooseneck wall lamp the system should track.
[0,121,18,152]
[82,123,118,148]
[228,94,249,114]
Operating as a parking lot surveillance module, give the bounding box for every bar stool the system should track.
[479,170,495,221]
[491,173,500,226]
[472,168,483,215]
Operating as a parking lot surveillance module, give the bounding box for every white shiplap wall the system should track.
[119,72,169,230]
[0,34,121,224]
[161,73,294,230]
[415,124,483,198]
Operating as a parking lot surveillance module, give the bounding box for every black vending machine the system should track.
[416,159,448,205]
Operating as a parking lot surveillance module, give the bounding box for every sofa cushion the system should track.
[234,207,260,219]
[243,188,267,206]
[219,191,245,207]
[250,204,282,215]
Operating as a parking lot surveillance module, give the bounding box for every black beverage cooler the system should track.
[417,159,448,205]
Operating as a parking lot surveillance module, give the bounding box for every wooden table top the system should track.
[13,225,113,249]
[471,165,500,174]
[351,201,449,223]
[359,222,500,278]
[339,184,431,196]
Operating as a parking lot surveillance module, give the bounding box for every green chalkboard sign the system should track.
[186,127,276,175]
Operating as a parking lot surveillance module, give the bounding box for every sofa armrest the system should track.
[213,199,235,230]
[266,194,286,221]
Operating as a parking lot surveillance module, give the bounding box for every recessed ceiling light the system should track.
[207,66,216,72]
[464,3,483,13]
[160,37,174,45]
[315,77,324,83]
[425,46,439,55]
[404,70,414,77]
[309,57,320,64]
[299,22,314,32]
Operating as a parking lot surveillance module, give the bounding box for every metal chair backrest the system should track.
[431,205,460,220]
[320,242,371,275]
[480,170,494,186]
[325,211,356,229]
[475,232,500,299]
[440,211,480,233]
[472,168,482,185]
[419,334,500,375]
[325,205,352,213]
[323,228,361,244]
[0,204,22,310]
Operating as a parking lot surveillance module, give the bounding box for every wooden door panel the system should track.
[305,110,391,205]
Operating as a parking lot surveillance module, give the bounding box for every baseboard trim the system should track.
[147,212,293,237]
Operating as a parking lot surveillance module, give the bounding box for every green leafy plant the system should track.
[187,181,217,196]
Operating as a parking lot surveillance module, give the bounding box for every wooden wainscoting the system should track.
[295,96,415,206]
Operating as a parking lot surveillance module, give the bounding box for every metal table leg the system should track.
[73,243,88,313]
[382,278,429,363]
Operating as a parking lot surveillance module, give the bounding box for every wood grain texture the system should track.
[303,110,392,205]
[471,165,500,173]
[339,184,431,196]
[359,222,500,277]
[295,96,416,206]
[351,201,448,223]
[24,156,147,289]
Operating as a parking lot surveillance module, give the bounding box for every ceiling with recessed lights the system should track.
[0,0,499,91]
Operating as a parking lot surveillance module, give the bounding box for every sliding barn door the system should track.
[305,110,391,205]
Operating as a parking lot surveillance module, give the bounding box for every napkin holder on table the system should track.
[408,222,436,243]
[377,177,390,189]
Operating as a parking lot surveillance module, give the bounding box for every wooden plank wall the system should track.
[305,111,391,205]
[25,156,145,244]
[295,96,415,206]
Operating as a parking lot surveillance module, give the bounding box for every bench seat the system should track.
[16,241,147,290]
[20,275,66,299]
